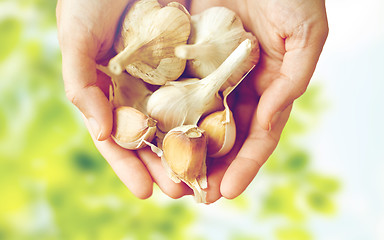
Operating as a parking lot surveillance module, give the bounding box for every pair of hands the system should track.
[56,0,328,203]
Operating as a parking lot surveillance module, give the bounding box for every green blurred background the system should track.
[1,0,383,239]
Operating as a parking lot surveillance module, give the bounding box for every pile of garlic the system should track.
[98,0,260,203]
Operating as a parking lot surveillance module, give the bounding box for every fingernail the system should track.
[88,117,102,140]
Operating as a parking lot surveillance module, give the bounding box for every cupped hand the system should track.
[153,0,328,203]
[57,0,328,203]
[57,0,191,199]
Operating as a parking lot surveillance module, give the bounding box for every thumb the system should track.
[61,49,113,141]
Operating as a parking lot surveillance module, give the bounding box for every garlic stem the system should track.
[175,42,215,60]
[200,38,252,95]
[184,126,203,138]
[147,39,252,132]
[96,64,114,77]
[108,41,143,75]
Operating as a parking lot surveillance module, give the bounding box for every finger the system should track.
[220,105,292,199]
[56,0,62,26]
[61,48,113,141]
[204,159,228,204]
[201,78,258,203]
[137,148,193,199]
[84,117,154,199]
[257,25,328,130]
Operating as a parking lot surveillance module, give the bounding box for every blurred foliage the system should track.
[276,227,312,240]
[0,18,22,63]
[0,1,339,240]
[255,85,339,239]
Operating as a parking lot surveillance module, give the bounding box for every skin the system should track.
[56,0,328,202]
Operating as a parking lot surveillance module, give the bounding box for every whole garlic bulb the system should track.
[147,77,223,132]
[112,106,157,150]
[162,125,207,203]
[174,7,260,91]
[108,0,191,85]
[147,39,253,132]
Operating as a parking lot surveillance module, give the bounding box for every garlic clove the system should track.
[147,77,223,132]
[174,7,260,91]
[108,0,191,85]
[112,106,157,150]
[162,125,207,203]
[198,65,255,158]
[147,39,252,133]
[163,125,206,182]
[165,1,191,21]
[96,64,152,113]
[198,109,236,158]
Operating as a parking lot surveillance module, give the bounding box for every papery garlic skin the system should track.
[198,109,236,158]
[147,39,252,133]
[97,65,152,113]
[174,7,260,91]
[108,0,191,85]
[162,125,207,203]
[197,76,251,158]
[147,78,223,132]
[112,106,157,150]
[163,125,206,182]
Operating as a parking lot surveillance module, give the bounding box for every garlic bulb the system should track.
[162,125,207,203]
[108,0,191,85]
[147,38,253,132]
[96,64,152,113]
[174,7,260,91]
[112,106,157,150]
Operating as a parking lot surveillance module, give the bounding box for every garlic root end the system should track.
[175,44,199,59]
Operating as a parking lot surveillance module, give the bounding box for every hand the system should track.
[149,0,328,203]
[57,0,195,200]
[57,0,328,202]
[56,0,155,199]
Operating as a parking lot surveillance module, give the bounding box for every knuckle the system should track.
[298,84,308,96]
[318,21,329,44]
[323,22,329,37]
[65,88,79,106]
[293,84,308,99]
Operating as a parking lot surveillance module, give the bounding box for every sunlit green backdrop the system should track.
[0,1,339,239]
